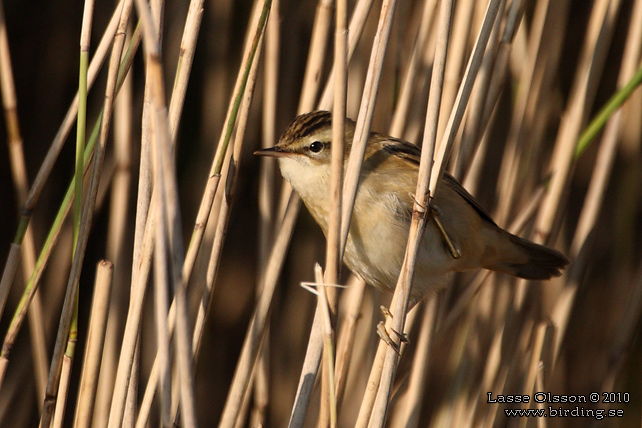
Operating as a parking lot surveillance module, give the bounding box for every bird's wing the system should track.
[441,173,497,226]
[378,135,497,226]
[380,137,422,167]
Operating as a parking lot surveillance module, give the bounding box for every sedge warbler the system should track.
[255,111,569,305]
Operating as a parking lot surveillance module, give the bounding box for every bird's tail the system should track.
[488,233,570,280]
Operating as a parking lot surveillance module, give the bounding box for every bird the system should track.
[255,111,569,306]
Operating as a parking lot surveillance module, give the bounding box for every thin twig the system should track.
[73,261,114,428]
[367,0,454,425]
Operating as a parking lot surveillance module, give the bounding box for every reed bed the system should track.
[0,0,640,427]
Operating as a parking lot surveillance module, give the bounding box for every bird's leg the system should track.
[376,322,400,355]
[377,306,409,355]
[410,192,461,259]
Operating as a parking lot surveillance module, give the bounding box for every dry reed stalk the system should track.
[293,0,401,425]
[429,0,502,195]
[367,0,453,425]
[0,10,141,419]
[318,0,376,110]
[0,0,49,407]
[107,204,155,428]
[455,0,505,178]
[140,6,172,422]
[333,275,365,409]
[436,0,474,144]
[315,1,348,426]
[0,0,122,326]
[534,369,548,428]
[127,12,162,422]
[51,353,73,428]
[326,0,348,309]
[39,0,97,424]
[136,0,201,424]
[1,0,640,426]
[276,0,339,226]
[181,0,268,285]
[151,146,172,428]
[339,0,397,258]
[535,0,622,246]
[252,0,280,425]
[0,0,26,208]
[373,0,491,424]
[183,4,267,427]
[389,0,437,137]
[438,186,545,336]
[73,260,114,428]
[494,0,565,226]
[288,0,378,421]
[136,140,234,428]
[314,264,338,428]
[162,0,204,283]
[478,0,525,133]
[550,0,641,364]
[101,6,139,428]
[96,18,135,428]
[4,16,141,356]
[190,29,263,425]
[134,2,270,424]
[288,308,324,428]
[458,0,526,191]
[354,322,387,427]
[369,0,503,424]
[299,0,333,111]
[167,1,204,144]
[192,8,274,418]
[388,298,436,428]
[571,6,642,256]
[219,191,299,428]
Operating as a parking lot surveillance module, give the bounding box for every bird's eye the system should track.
[309,141,324,153]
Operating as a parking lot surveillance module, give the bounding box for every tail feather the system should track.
[492,233,570,280]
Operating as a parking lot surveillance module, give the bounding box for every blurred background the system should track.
[0,0,641,426]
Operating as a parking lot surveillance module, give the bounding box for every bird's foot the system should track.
[377,306,409,355]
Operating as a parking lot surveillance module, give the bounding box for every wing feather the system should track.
[378,136,497,226]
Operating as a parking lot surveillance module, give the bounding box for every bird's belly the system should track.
[343,206,457,303]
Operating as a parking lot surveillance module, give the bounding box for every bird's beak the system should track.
[254,146,292,158]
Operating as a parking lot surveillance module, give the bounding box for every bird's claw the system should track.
[377,322,401,355]
[377,306,409,355]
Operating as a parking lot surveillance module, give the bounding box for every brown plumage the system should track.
[256,111,569,305]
